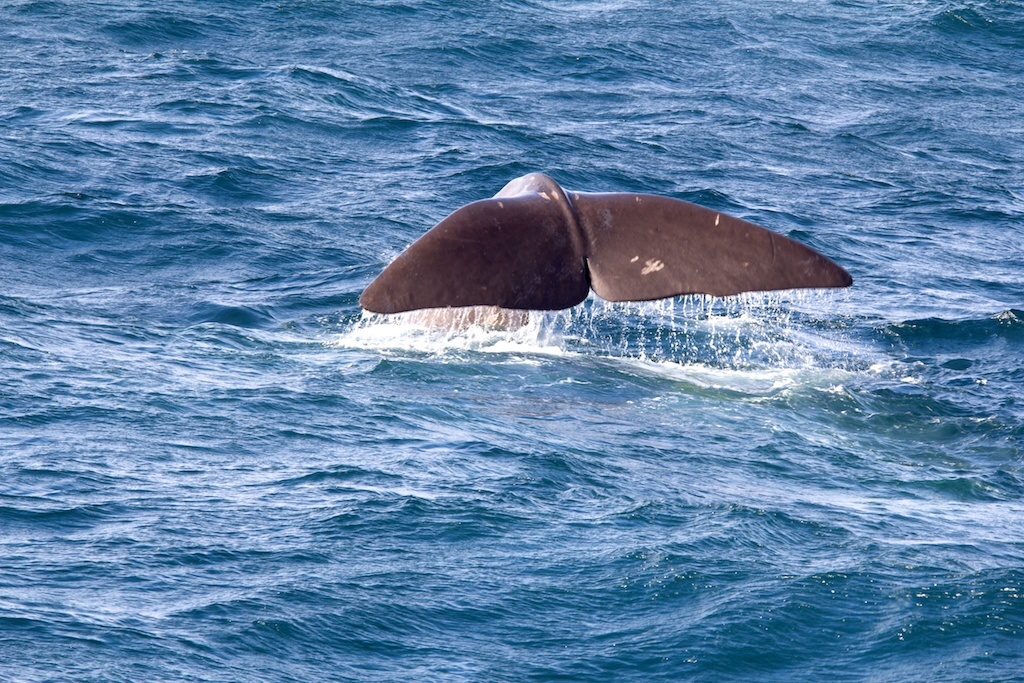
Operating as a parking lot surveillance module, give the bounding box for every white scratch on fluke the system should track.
[715,214,720,226]
[539,191,551,201]
[641,259,665,275]
[630,255,639,263]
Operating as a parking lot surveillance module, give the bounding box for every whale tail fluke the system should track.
[359,174,851,315]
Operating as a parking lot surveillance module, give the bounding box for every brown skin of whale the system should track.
[359,173,852,315]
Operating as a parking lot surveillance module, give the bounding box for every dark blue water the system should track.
[2,1,1022,681]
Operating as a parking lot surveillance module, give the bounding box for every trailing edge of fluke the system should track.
[359,173,852,314]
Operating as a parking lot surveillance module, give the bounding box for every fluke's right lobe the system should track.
[573,191,853,302]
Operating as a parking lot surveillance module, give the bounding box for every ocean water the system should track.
[2,1,1022,680]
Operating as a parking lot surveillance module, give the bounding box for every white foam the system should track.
[332,308,567,357]
[330,293,901,392]
[610,355,862,397]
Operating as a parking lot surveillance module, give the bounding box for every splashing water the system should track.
[335,289,889,394]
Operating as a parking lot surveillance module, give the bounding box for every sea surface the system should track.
[2,1,1023,681]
